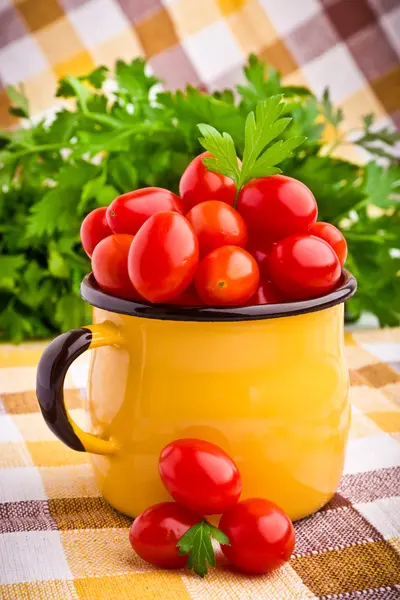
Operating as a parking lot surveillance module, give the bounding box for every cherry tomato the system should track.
[237,175,317,242]
[92,234,140,300]
[269,234,341,301]
[159,438,242,514]
[247,280,282,305]
[246,240,276,279]
[309,222,347,266]
[128,212,199,303]
[179,152,237,210]
[129,502,200,569]
[186,200,248,257]
[80,207,112,257]
[219,498,295,574]
[195,246,259,306]
[106,187,184,235]
[173,286,203,306]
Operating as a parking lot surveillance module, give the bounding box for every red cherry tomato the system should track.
[186,200,248,257]
[92,234,140,300]
[269,234,341,301]
[80,207,112,257]
[237,175,317,242]
[246,240,276,279]
[219,498,295,574]
[106,187,184,235]
[128,212,199,303]
[179,152,237,210]
[309,222,347,266]
[159,439,242,514]
[247,280,282,305]
[129,502,200,569]
[195,246,259,307]
[173,286,203,306]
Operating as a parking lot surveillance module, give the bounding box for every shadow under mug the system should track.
[36,270,356,521]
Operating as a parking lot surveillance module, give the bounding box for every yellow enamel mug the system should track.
[36,271,356,521]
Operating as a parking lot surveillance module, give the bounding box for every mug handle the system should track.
[36,322,121,455]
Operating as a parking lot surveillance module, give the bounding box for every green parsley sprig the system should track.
[1,55,399,340]
[197,96,306,204]
[177,520,230,578]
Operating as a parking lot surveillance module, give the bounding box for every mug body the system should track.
[87,301,349,521]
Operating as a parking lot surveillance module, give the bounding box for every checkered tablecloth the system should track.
[0,328,399,599]
[0,0,399,133]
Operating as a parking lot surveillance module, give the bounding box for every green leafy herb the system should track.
[353,113,400,161]
[363,162,400,208]
[6,85,30,119]
[198,96,306,202]
[320,88,344,130]
[1,54,399,341]
[177,520,230,578]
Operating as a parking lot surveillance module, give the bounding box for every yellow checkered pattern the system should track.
[0,329,399,599]
[0,0,399,134]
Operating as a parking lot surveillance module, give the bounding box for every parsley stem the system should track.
[1,143,66,163]
[233,187,240,208]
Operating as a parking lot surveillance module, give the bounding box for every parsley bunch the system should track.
[0,55,399,341]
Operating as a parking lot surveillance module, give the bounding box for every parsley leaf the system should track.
[197,124,240,182]
[6,85,30,119]
[353,115,400,161]
[198,96,305,199]
[320,88,344,130]
[363,162,400,208]
[177,520,230,578]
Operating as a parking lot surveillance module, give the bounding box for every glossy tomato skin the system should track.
[106,187,184,235]
[129,502,200,569]
[186,200,248,257]
[247,280,282,305]
[80,207,112,257]
[246,240,276,279]
[219,498,295,574]
[173,286,203,306]
[269,234,341,301]
[309,222,347,266]
[159,439,242,515]
[237,175,317,242]
[128,212,199,303]
[195,246,259,306]
[91,234,140,300]
[179,152,237,210]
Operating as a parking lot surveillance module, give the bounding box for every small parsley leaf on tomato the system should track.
[206,523,230,546]
[196,124,241,183]
[177,520,230,578]
[197,96,306,202]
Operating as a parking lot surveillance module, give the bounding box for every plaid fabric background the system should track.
[0,0,399,132]
[0,328,399,599]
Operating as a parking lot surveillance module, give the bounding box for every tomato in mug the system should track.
[309,221,347,266]
[186,200,248,257]
[247,280,282,305]
[80,207,112,257]
[129,502,200,569]
[269,234,341,301]
[91,234,140,300]
[173,286,203,306]
[219,498,295,574]
[179,151,237,209]
[128,212,199,303]
[159,439,242,514]
[237,175,317,242]
[195,246,259,306]
[246,240,276,279]
[106,187,184,235]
